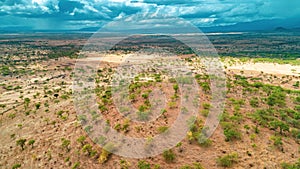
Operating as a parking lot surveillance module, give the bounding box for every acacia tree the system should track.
[28,139,35,148]
[24,98,30,110]
[16,139,26,150]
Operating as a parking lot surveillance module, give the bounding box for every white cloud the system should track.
[0,0,299,30]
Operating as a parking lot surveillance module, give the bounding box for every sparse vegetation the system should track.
[281,159,300,169]
[138,160,151,169]
[1,33,300,169]
[12,163,21,169]
[217,152,239,167]
[162,149,176,163]
[16,139,26,150]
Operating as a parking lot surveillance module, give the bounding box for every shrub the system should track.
[61,94,69,100]
[253,126,259,134]
[200,82,210,93]
[250,133,256,141]
[129,93,136,101]
[99,149,110,164]
[141,93,149,99]
[168,101,177,109]
[138,105,148,112]
[153,164,160,169]
[281,159,300,169]
[294,112,300,120]
[270,135,283,148]
[35,102,41,109]
[169,78,176,83]
[202,103,211,110]
[224,128,241,141]
[8,113,16,119]
[250,97,259,107]
[198,134,212,147]
[99,143,115,164]
[77,136,86,146]
[120,159,131,169]
[173,84,179,93]
[163,149,176,163]
[180,165,191,169]
[295,105,300,112]
[250,109,274,127]
[138,160,151,169]
[157,126,169,133]
[269,120,289,135]
[114,123,122,131]
[293,81,300,88]
[122,119,130,132]
[295,96,300,103]
[217,152,239,167]
[192,162,205,169]
[61,138,70,152]
[200,109,209,117]
[72,162,80,169]
[267,89,286,107]
[180,163,204,169]
[28,139,35,148]
[12,164,21,169]
[24,98,30,109]
[16,139,26,150]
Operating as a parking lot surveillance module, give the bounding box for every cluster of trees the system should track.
[16,138,35,150]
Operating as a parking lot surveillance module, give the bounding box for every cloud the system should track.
[0,0,299,30]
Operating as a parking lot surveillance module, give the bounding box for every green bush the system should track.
[295,105,300,112]
[12,164,21,169]
[270,135,283,148]
[281,158,300,169]
[269,120,289,135]
[192,163,205,169]
[295,96,300,103]
[217,152,239,167]
[250,97,259,107]
[173,84,179,93]
[77,135,86,146]
[267,89,286,107]
[157,126,169,133]
[202,103,211,109]
[16,139,26,150]
[28,139,35,148]
[35,102,41,109]
[198,134,212,147]
[141,93,149,99]
[120,159,131,169]
[163,149,176,163]
[138,160,151,169]
[221,122,241,141]
[61,138,70,152]
[72,162,80,169]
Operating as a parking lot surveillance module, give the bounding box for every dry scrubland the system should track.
[0,34,300,169]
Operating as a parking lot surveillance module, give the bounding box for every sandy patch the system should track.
[227,62,300,76]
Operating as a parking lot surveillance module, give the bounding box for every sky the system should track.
[0,0,299,31]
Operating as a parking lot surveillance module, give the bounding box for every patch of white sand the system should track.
[228,62,300,76]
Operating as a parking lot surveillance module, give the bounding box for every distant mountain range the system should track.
[1,18,299,33]
[199,18,300,33]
